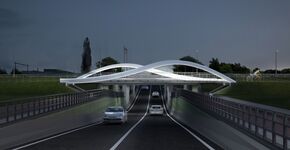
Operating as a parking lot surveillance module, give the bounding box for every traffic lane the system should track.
[116,115,208,150]
[117,88,208,150]
[150,86,163,105]
[22,89,150,150]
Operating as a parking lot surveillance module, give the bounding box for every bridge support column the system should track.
[191,83,201,92]
[132,85,136,97]
[166,85,172,108]
[183,85,188,90]
[113,85,120,92]
[100,85,109,90]
[122,85,130,108]
[164,85,167,100]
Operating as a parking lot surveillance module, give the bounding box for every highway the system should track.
[17,86,220,150]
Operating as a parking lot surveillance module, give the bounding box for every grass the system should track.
[199,83,222,93]
[76,83,100,90]
[0,76,72,102]
[217,81,290,110]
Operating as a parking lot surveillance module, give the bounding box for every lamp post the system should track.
[195,49,199,74]
[195,49,199,60]
[275,49,278,77]
[123,46,128,71]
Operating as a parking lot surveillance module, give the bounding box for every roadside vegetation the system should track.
[76,83,100,90]
[215,81,290,110]
[0,76,72,102]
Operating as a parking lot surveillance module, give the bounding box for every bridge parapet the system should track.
[0,90,123,126]
[0,90,125,149]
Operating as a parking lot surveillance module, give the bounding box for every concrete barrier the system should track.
[0,96,123,149]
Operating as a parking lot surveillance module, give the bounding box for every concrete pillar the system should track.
[197,83,201,93]
[191,83,201,93]
[132,85,136,97]
[183,85,188,90]
[101,85,109,90]
[164,85,167,100]
[113,85,119,92]
[122,85,130,108]
[166,85,172,108]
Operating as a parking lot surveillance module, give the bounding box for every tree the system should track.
[174,56,202,72]
[281,68,290,74]
[0,69,7,74]
[230,63,250,74]
[209,58,220,72]
[219,63,233,73]
[81,37,92,73]
[209,58,250,73]
[180,56,202,64]
[263,69,279,74]
[96,57,121,72]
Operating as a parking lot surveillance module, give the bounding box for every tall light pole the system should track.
[195,49,199,60]
[275,49,278,76]
[123,46,128,63]
[123,46,128,71]
[195,49,199,74]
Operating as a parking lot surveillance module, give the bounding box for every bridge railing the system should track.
[0,90,123,126]
[174,90,290,150]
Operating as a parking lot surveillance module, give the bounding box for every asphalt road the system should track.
[19,85,219,150]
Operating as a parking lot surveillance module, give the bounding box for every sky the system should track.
[0,0,290,73]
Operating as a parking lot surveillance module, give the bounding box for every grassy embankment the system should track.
[0,76,72,102]
[201,81,290,110]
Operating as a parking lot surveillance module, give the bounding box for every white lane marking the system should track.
[160,86,215,150]
[127,88,141,112]
[13,121,102,150]
[13,89,143,150]
[110,86,152,150]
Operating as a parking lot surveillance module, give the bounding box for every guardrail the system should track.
[174,90,290,150]
[0,90,123,126]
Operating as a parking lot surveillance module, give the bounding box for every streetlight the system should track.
[195,50,199,74]
[195,49,199,60]
[275,49,279,76]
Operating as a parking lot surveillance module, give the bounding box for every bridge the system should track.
[0,60,288,150]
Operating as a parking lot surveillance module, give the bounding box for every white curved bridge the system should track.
[60,60,236,85]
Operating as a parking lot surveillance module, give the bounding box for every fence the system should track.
[174,90,290,150]
[0,90,123,126]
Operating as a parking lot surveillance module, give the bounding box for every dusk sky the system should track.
[1,0,290,73]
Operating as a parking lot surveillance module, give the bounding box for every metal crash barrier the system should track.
[174,90,290,150]
[0,90,123,126]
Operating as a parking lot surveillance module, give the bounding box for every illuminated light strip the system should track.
[60,60,236,84]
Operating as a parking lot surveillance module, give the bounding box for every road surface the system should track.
[17,85,220,150]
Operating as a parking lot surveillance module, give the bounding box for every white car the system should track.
[103,106,127,123]
[151,91,160,98]
[149,105,164,115]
